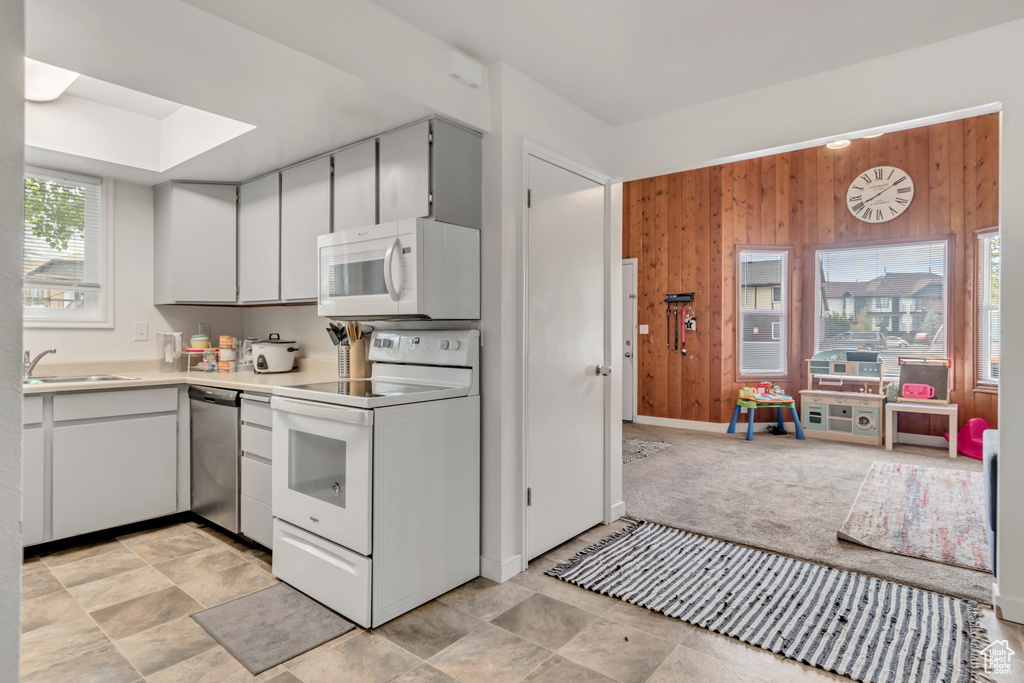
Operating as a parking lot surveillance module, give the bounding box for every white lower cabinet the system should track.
[52,414,178,539]
[22,427,44,546]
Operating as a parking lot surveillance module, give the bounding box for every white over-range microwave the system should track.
[317,217,479,319]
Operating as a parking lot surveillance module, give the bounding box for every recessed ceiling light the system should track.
[24,58,80,102]
[825,139,851,150]
[862,133,884,139]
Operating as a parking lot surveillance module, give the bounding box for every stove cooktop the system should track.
[273,377,473,409]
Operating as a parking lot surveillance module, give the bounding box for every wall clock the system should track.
[846,166,914,223]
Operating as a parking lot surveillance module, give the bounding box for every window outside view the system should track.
[815,241,947,378]
[23,170,103,322]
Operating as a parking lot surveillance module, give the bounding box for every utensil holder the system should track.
[350,338,369,379]
[338,344,350,378]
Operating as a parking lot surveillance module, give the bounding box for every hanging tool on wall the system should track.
[664,293,698,356]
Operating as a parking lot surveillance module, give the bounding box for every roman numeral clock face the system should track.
[846,166,914,223]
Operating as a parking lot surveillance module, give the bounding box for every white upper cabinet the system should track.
[379,121,430,224]
[333,140,377,232]
[238,173,281,303]
[281,157,331,301]
[154,182,238,304]
[378,119,481,229]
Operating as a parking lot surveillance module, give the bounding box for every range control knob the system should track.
[439,340,450,350]
[373,338,383,348]
[382,338,394,348]
[450,340,461,350]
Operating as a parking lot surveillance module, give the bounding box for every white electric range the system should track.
[270,329,480,628]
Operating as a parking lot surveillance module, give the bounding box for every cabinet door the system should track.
[22,427,44,546]
[238,173,281,303]
[379,120,430,224]
[156,183,238,304]
[52,415,177,540]
[333,140,377,232]
[281,157,331,300]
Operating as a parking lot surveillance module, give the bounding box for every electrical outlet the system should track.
[639,324,649,335]
[133,321,149,341]
[198,323,210,337]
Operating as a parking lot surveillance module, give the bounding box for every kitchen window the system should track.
[23,168,110,327]
[815,239,948,378]
[738,249,788,376]
[977,231,999,386]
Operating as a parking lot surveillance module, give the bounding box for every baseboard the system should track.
[479,553,523,583]
[607,501,626,523]
[892,432,949,449]
[994,587,1024,625]
[636,415,776,433]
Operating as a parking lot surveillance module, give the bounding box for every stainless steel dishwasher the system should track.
[189,386,241,533]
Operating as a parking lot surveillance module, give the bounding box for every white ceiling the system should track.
[370,0,1024,125]
[25,0,431,185]
[23,0,1024,185]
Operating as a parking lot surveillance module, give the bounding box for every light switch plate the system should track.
[133,322,149,341]
[639,324,649,334]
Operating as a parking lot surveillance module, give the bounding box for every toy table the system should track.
[727,397,805,442]
[885,402,958,458]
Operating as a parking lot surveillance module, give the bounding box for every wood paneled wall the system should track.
[623,114,999,433]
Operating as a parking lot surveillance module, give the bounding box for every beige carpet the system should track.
[622,422,992,604]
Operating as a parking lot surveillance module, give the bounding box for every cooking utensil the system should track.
[327,327,343,346]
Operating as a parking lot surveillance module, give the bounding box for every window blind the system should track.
[977,233,999,385]
[815,240,947,378]
[23,169,102,294]
[739,249,787,375]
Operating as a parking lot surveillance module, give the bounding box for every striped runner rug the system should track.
[548,521,992,683]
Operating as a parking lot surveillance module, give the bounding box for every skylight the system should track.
[24,59,255,173]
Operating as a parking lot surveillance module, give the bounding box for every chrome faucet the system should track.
[24,349,56,379]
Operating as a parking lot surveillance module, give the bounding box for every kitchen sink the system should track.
[23,375,139,385]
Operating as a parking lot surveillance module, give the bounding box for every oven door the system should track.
[271,397,373,556]
[317,221,418,318]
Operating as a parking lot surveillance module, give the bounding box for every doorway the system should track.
[523,151,608,561]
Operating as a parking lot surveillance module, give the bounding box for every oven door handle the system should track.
[271,397,374,426]
[383,238,401,302]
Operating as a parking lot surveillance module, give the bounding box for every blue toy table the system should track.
[727,397,805,441]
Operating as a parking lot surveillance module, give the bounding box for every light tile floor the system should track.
[20,519,1024,682]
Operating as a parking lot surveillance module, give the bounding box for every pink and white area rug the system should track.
[838,462,991,573]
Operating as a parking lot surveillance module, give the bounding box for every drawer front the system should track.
[23,396,44,425]
[853,407,879,437]
[273,519,371,627]
[241,398,272,428]
[241,454,272,504]
[241,424,272,460]
[803,403,826,431]
[240,495,273,548]
[54,387,178,422]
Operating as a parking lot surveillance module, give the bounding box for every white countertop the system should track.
[22,358,342,395]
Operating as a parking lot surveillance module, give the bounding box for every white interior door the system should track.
[526,154,606,560]
[622,259,637,422]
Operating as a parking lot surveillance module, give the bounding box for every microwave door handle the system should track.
[383,238,401,302]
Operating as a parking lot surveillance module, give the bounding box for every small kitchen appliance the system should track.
[253,334,300,373]
[156,332,183,372]
[270,329,480,628]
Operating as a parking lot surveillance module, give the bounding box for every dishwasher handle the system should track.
[188,385,241,406]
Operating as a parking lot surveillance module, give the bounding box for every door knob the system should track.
[594,365,612,376]
[624,352,632,358]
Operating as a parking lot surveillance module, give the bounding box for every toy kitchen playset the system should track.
[800,351,885,445]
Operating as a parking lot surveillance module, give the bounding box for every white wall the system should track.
[243,305,334,359]
[24,180,245,366]
[0,0,25,676]
[479,62,617,581]
[613,19,1024,622]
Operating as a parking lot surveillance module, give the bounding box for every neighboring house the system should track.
[821,272,943,335]
[23,257,85,308]
[739,259,783,312]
